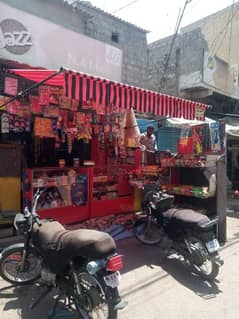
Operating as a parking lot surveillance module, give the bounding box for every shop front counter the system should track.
[22,165,135,224]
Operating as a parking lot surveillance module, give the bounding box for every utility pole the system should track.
[160,0,192,91]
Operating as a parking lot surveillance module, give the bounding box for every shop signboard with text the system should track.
[0,2,122,81]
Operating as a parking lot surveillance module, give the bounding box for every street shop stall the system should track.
[223,116,239,190]
[130,116,227,241]
[0,68,226,240]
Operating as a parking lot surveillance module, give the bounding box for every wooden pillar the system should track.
[216,154,227,243]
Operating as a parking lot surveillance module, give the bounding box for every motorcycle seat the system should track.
[61,229,116,258]
[163,208,210,227]
[33,220,116,258]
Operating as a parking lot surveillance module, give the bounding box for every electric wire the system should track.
[160,0,193,90]
[206,1,235,103]
[223,1,235,92]
[209,2,237,56]
[184,0,201,17]
[112,0,140,14]
[227,0,235,66]
[174,7,182,33]
[202,0,236,99]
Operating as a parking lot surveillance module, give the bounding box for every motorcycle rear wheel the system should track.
[72,272,118,319]
[134,219,162,245]
[0,246,41,285]
[191,257,219,281]
[187,237,220,281]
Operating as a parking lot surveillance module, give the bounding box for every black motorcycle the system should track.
[0,189,127,319]
[134,186,224,281]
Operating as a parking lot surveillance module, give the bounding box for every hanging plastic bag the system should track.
[178,127,193,154]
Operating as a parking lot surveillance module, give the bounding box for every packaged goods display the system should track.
[0,68,222,224]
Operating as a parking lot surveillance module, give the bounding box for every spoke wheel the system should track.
[0,246,41,285]
[187,237,220,281]
[134,219,162,245]
[192,257,219,281]
[73,272,117,319]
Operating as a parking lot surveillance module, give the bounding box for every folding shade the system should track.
[8,69,64,87]
[63,70,209,121]
[7,68,209,121]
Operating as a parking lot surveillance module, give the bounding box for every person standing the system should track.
[139,125,157,164]
[139,125,157,152]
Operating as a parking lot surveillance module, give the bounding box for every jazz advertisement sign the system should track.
[0,18,32,55]
[0,2,122,81]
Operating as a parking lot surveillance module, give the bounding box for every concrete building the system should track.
[147,2,239,114]
[2,0,239,104]
[147,35,180,96]
[0,0,148,87]
[74,1,148,87]
[147,2,239,188]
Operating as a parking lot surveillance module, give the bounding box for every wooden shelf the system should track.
[93,190,118,194]
[164,165,214,168]
[167,190,213,199]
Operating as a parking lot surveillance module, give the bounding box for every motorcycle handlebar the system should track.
[25,188,44,228]
[34,216,42,226]
[32,188,46,215]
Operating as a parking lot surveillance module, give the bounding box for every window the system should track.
[111,32,119,43]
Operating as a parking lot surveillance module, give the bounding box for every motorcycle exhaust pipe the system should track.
[86,259,106,275]
[87,254,123,275]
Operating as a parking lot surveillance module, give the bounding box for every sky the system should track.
[87,0,236,43]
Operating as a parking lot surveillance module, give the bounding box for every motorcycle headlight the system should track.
[13,213,28,232]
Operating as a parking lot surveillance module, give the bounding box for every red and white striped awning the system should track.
[7,68,209,121]
[63,70,208,121]
[7,69,64,86]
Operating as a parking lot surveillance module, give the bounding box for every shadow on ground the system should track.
[0,237,223,319]
[117,237,222,299]
[0,282,80,319]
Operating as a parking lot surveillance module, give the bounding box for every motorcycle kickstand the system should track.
[30,286,53,310]
[48,293,64,319]
[48,294,74,319]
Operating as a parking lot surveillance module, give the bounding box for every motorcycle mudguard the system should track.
[0,243,24,258]
[0,243,35,260]
[212,253,224,266]
[198,217,218,231]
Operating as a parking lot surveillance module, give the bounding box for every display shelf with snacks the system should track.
[22,165,135,223]
[160,154,218,168]
[157,154,218,216]
[128,165,170,190]
[22,167,90,224]
[161,184,214,199]
[89,166,134,218]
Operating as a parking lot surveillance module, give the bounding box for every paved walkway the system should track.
[0,214,239,319]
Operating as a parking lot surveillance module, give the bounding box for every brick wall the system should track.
[76,2,148,87]
[147,35,180,96]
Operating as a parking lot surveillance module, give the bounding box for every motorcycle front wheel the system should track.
[72,272,118,319]
[0,246,42,285]
[187,237,220,281]
[134,218,162,245]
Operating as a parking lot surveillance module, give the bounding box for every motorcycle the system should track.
[134,185,224,281]
[0,189,127,319]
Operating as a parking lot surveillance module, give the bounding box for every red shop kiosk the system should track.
[1,67,226,242]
